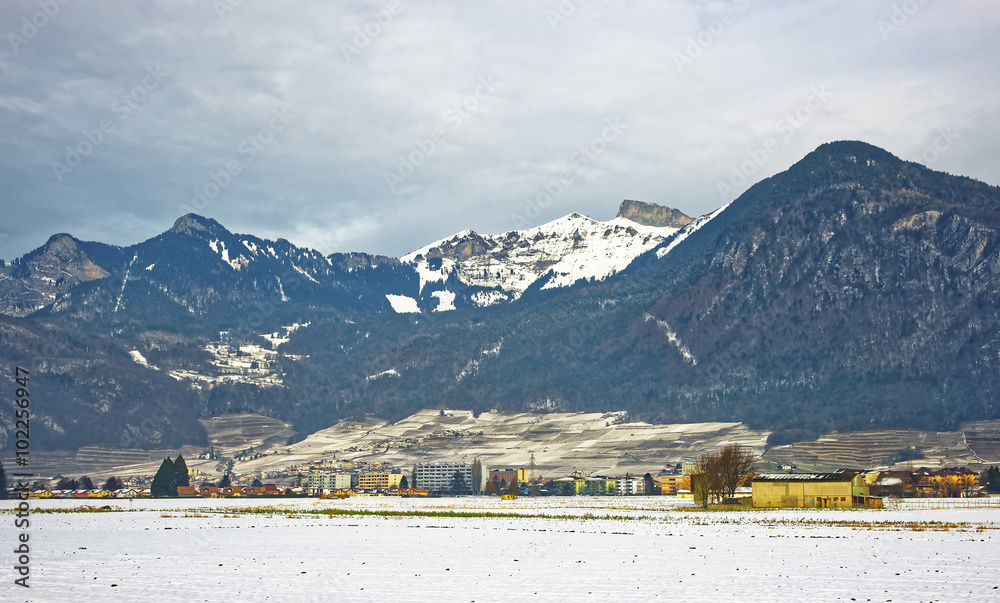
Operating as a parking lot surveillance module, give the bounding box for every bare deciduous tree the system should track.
[696,444,758,505]
[717,444,758,499]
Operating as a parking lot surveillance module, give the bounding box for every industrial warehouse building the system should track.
[751,473,880,508]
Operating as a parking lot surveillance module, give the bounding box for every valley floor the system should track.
[2,497,998,602]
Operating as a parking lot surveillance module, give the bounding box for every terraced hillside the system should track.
[961,420,1000,462]
[199,414,296,457]
[25,411,1000,483]
[235,409,770,477]
[761,430,979,471]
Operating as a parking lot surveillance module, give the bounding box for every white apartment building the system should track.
[416,462,472,493]
[306,473,357,491]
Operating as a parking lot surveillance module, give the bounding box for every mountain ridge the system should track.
[4,140,1000,452]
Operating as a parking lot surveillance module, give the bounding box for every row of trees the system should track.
[197,476,262,489]
[482,478,521,496]
[0,463,129,497]
[0,462,130,497]
[54,476,125,491]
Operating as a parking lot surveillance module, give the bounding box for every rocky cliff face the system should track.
[0,234,114,317]
[616,200,693,228]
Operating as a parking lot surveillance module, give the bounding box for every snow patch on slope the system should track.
[367,368,399,382]
[471,290,511,307]
[129,350,156,369]
[292,264,319,283]
[431,290,456,312]
[209,238,248,270]
[386,294,420,313]
[644,313,697,365]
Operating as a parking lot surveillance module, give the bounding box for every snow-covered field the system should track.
[3,497,999,602]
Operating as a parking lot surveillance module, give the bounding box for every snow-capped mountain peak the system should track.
[395,204,689,311]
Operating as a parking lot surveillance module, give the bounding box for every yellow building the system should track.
[659,475,690,495]
[552,477,616,496]
[752,473,870,509]
[919,468,980,496]
[357,472,405,490]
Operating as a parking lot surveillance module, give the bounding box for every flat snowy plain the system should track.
[2,497,998,602]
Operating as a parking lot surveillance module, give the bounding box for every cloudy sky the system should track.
[2,0,998,260]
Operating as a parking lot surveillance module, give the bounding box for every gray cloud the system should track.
[1,0,998,261]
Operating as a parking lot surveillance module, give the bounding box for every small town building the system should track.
[199,485,221,498]
[869,471,918,498]
[307,472,357,492]
[357,472,405,490]
[752,473,876,508]
[616,476,646,496]
[918,468,980,497]
[489,468,517,486]
[416,462,472,493]
[659,474,690,496]
[551,476,616,496]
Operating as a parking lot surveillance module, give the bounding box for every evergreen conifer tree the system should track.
[173,454,190,488]
[151,457,176,497]
[0,462,7,500]
[988,466,1000,493]
[449,470,467,495]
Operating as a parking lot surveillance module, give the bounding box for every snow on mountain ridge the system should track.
[396,212,682,310]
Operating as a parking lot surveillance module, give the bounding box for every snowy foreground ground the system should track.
[2,497,999,602]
